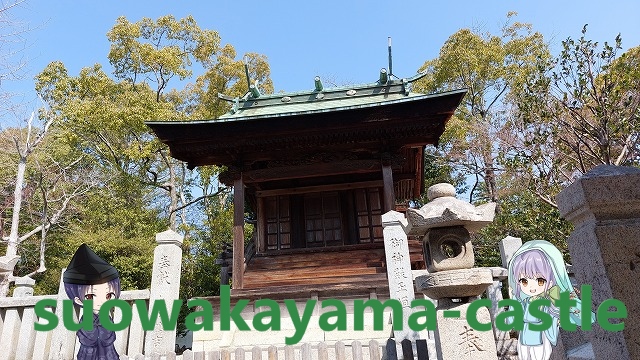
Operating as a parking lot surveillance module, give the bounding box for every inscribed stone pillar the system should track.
[498,236,521,313]
[144,229,184,356]
[557,165,640,360]
[434,300,497,360]
[415,269,497,360]
[382,210,419,342]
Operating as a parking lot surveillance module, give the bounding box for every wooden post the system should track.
[232,175,245,289]
[382,164,395,212]
[257,197,265,253]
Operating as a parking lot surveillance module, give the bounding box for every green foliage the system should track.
[190,47,273,119]
[413,13,550,205]
[474,189,573,268]
[21,15,272,301]
[107,15,221,99]
[420,147,468,205]
[506,28,640,207]
[414,18,639,270]
[28,183,166,295]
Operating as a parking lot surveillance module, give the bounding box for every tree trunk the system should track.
[0,155,27,297]
[484,154,499,204]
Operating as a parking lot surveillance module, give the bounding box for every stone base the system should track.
[433,302,497,360]
[415,268,493,299]
[191,297,395,351]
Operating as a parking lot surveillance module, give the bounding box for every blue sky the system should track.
[3,0,639,120]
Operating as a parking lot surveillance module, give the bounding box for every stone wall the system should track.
[557,165,640,360]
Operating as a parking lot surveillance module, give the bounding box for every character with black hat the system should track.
[63,243,121,360]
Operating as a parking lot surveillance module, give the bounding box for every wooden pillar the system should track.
[232,175,245,289]
[415,147,424,199]
[382,164,395,212]
[257,197,266,253]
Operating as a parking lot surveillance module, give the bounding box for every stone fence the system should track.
[0,229,184,360]
[0,280,150,360]
[119,339,429,360]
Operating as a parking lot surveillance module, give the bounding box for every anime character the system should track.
[507,240,595,360]
[63,243,121,360]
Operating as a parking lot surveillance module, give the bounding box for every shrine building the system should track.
[146,68,465,348]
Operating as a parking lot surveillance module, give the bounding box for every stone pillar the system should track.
[144,229,184,356]
[14,277,38,360]
[0,254,19,297]
[48,269,77,360]
[485,267,508,339]
[486,267,516,359]
[0,276,36,360]
[499,236,522,269]
[557,165,640,360]
[498,236,522,307]
[415,269,496,359]
[498,236,521,336]
[382,211,419,342]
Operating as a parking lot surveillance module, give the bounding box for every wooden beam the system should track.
[232,175,245,289]
[382,165,395,212]
[256,180,384,198]
[243,159,381,183]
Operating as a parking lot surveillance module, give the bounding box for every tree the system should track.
[413,13,550,206]
[0,108,100,296]
[506,27,640,207]
[32,15,272,302]
[0,0,28,97]
[190,46,273,119]
[104,15,272,231]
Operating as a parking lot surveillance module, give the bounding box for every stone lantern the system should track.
[408,183,498,359]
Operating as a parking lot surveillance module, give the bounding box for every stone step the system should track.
[566,342,595,360]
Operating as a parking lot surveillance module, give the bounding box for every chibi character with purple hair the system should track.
[507,240,595,360]
[63,243,121,360]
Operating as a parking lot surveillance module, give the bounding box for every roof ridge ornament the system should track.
[314,76,323,92]
[379,68,388,84]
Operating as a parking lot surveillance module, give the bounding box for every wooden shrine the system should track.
[146,70,465,297]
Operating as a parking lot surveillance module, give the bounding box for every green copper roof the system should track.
[216,72,428,122]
